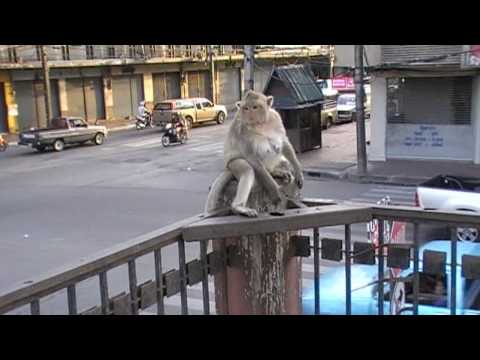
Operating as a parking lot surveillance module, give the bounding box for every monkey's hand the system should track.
[271,168,295,185]
[294,169,304,189]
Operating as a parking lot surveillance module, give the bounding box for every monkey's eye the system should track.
[252,105,258,110]
[243,106,249,111]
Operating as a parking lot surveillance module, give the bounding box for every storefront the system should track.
[217,67,241,107]
[152,72,181,102]
[13,79,60,130]
[64,77,105,121]
[385,76,474,161]
[187,71,210,99]
[111,75,144,120]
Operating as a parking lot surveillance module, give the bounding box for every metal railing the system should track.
[2,200,479,315]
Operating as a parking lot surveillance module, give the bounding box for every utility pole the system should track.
[40,45,53,126]
[243,45,255,93]
[354,45,367,175]
[207,45,216,103]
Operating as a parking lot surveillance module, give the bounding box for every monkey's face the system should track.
[238,92,274,127]
[240,99,269,126]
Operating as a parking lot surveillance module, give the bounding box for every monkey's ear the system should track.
[235,101,242,109]
[266,96,274,107]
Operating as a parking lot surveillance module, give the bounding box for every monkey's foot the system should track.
[232,206,258,217]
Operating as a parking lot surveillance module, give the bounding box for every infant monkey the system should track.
[206,90,304,217]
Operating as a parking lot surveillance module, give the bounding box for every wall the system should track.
[368,76,387,161]
[473,76,480,164]
[334,45,382,67]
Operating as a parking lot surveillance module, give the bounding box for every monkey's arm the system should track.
[245,157,283,204]
[282,139,304,189]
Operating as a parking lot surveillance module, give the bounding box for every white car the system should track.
[416,175,480,242]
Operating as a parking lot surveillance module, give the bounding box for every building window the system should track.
[86,45,94,59]
[107,46,115,58]
[35,46,42,61]
[167,45,175,58]
[185,45,192,57]
[387,77,472,126]
[62,45,70,60]
[8,48,17,63]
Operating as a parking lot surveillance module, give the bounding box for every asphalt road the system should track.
[0,118,415,314]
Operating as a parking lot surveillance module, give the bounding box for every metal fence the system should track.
[2,200,479,315]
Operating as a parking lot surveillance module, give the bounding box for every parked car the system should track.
[152,98,227,129]
[335,92,371,124]
[416,175,480,243]
[316,79,339,98]
[320,99,338,129]
[18,117,108,152]
[303,240,480,315]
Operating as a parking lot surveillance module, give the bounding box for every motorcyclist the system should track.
[171,113,189,139]
[137,101,152,127]
[0,133,7,152]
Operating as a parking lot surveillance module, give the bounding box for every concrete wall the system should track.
[368,76,387,161]
[473,76,480,164]
[334,45,382,67]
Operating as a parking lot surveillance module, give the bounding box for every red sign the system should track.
[332,76,354,90]
[466,45,480,67]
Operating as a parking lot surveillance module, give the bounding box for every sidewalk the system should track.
[4,119,135,145]
[300,121,480,186]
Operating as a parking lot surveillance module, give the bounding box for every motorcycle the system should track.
[162,122,187,147]
[0,134,7,152]
[135,111,153,130]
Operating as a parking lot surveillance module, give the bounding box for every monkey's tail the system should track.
[205,170,234,213]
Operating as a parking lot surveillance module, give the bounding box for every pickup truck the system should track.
[152,97,227,129]
[416,175,480,242]
[18,117,108,152]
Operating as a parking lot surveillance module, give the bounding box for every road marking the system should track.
[190,142,224,152]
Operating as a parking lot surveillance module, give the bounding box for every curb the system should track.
[304,168,428,186]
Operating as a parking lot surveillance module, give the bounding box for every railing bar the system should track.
[30,299,40,315]
[345,224,352,315]
[313,227,320,315]
[99,272,109,315]
[450,227,457,316]
[413,223,419,315]
[200,241,210,315]
[378,220,385,315]
[128,260,138,315]
[178,238,188,315]
[154,249,165,315]
[67,284,77,315]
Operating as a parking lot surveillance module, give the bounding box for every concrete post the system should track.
[210,177,302,315]
[354,45,367,175]
[103,77,114,121]
[243,45,255,94]
[40,46,53,126]
[57,79,68,116]
[143,72,154,103]
[1,79,18,133]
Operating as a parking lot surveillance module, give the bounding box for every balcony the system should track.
[0,45,330,69]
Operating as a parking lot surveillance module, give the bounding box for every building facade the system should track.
[334,45,480,164]
[0,45,331,133]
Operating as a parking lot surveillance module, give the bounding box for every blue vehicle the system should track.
[303,240,480,315]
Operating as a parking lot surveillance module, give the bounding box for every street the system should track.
[0,118,416,314]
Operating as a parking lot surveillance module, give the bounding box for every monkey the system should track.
[205,90,304,217]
